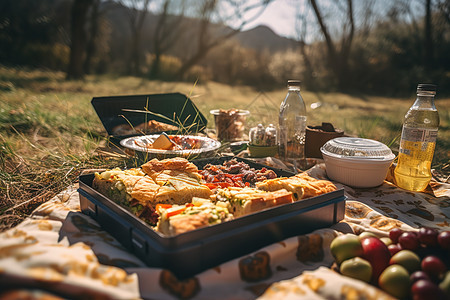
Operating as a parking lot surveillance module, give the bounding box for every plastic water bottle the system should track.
[279,80,307,171]
[394,84,440,192]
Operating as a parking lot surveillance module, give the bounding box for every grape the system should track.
[418,227,438,247]
[389,228,404,244]
[388,243,402,256]
[410,271,431,283]
[438,231,450,250]
[411,279,446,300]
[421,256,447,280]
[399,231,419,251]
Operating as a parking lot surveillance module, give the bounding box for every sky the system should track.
[239,0,301,39]
[227,0,426,42]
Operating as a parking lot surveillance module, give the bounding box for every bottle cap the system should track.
[417,84,437,93]
[287,80,301,87]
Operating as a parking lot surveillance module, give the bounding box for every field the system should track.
[1,66,449,231]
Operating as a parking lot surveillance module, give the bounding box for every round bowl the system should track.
[120,134,221,160]
[320,137,395,188]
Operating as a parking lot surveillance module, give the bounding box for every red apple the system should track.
[361,236,392,282]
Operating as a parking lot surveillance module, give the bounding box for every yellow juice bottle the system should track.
[394,84,439,192]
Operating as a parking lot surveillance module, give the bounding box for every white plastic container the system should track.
[320,137,395,188]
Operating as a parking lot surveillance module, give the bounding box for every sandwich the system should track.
[92,157,213,225]
[255,172,337,200]
[214,187,293,217]
[156,198,234,236]
[141,157,212,204]
[92,168,161,225]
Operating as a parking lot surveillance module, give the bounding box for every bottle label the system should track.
[400,127,438,143]
[399,127,438,155]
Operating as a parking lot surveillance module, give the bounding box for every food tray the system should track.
[78,157,346,279]
[91,93,208,142]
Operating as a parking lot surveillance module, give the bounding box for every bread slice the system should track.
[255,172,336,200]
[141,158,212,204]
[156,198,234,236]
[254,177,305,201]
[214,187,293,217]
[92,168,161,225]
[141,157,200,178]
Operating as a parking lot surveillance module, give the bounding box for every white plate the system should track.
[120,134,222,159]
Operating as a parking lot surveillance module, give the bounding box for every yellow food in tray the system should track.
[92,158,213,226]
[92,157,337,235]
[156,198,234,236]
[255,173,337,200]
[214,187,293,217]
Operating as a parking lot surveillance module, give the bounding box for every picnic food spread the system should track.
[1,91,448,300]
[92,157,337,235]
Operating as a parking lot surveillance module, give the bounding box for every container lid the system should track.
[91,93,208,138]
[320,137,395,161]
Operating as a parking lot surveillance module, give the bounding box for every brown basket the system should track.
[305,123,344,159]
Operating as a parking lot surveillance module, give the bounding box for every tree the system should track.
[424,0,434,69]
[309,0,355,90]
[83,0,101,74]
[149,0,186,78]
[67,0,94,79]
[175,0,272,80]
[295,4,316,90]
[119,0,151,75]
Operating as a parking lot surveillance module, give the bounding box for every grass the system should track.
[1,65,449,231]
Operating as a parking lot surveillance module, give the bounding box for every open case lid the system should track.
[91,93,208,138]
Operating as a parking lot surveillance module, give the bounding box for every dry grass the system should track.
[1,66,449,231]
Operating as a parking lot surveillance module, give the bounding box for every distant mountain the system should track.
[104,3,298,56]
[234,25,298,52]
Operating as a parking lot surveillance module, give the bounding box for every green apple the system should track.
[389,250,421,274]
[378,264,411,299]
[330,234,364,265]
[340,257,372,283]
[380,237,392,246]
[439,271,450,298]
[359,231,379,240]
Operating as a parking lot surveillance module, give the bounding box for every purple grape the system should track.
[399,231,419,250]
[438,231,450,250]
[418,227,438,247]
[410,271,431,283]
[389,228,404,244]
[411,279,446,300]
[421,256,447,280]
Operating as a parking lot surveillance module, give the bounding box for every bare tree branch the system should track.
[175,0,273,80]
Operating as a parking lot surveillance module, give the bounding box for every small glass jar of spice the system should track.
[248,124,279,157]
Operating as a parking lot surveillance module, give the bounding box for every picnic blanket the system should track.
[0,163,449,300]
